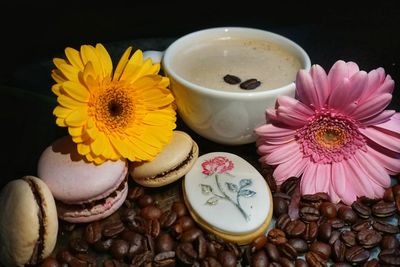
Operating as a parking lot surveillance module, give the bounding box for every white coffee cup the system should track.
[144,27,311,145]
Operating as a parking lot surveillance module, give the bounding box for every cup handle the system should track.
[143,50,164,64]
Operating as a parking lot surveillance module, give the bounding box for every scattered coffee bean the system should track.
[223,74,241,85]
[239,78,261,90]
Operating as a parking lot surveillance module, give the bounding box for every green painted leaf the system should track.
[200,184,213,195]
[238,189,256,198]
[226,182,238,192]
[239,179,252,188]
[205,197,219,205]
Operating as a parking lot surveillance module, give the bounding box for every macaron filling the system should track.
[143,143,196,181]
[24,178,45,265]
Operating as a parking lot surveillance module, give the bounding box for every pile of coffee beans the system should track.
[39,173,400,267]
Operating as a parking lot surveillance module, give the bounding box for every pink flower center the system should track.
[296,110,366,163]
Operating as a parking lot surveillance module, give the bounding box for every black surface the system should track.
[0,3,399,188]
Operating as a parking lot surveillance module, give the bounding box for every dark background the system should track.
[0,2,399,188]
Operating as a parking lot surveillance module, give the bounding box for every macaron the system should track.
[0,176,58,267]
[37,136,128,223]
[130,131,199,187]
[183,152,273,245]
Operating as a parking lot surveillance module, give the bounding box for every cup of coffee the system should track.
[144,27,311,145]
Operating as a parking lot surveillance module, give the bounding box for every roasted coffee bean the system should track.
[159,210,178,229]
[299,206,320,222]
[239,78,261,90]
[137,194,154,207]
[273,195,289,217]
[267,228,287,245]
[381,235,400,249]
[332,240,346,262]
[155,233,176,253]
[60,221,76,232]
[372,219,399,234]
[341,230,356,247]
[357,228,382,248]
[305,251,326,267]
[40,257,60,267]
[328,218,345,229]
[262,167,277,193]
[285,219,306,237]
[345,245,370,264]
[102,220,125,238]
[337,206,358,224]
[332,263,351,267]
[393,184,400,196]
[120,208,136,223]
[194,235,207,260]
[396,194,400,214]
[217,250,237,267]
[309,241,331,260]
[83,221,102,244]
[153,251,176,267]
[103,259,122,267]
[181,227,203,243]
[288,238,308,254]
[223,74,241,85]
[128,186,145,200]
[202,257,222,267]
[265,242,281,262]
[68,238,89,254]
[301,193,329,210]
[362,259,379,267]
[276,214,291,230]
[176,215,195,232]
[127,233,144,257]
[57,250,74,264]
[172,201,188,217]
[278,242,298,260]
[74,253,96,266]
[358,196,380,206]
[317,222,332,242]
[294,259,308,267]
[93,238,113,252]
[351,200,371,219]
[383,187,395,202]
[351,219,371,232]
[319,202,337,219]
[110,239,129,260]
[140,205,163,220]
[279,257,295,267]
[280,177,299,196]
[371,201,396,217]
[176,242,198,264]
[131,251,153,266]
[302,222,318,243]
[249,234,268,252]
[68,255,90,267]
[328,230,341,246]
[143,234,155,254]
[251,250,269,267]
[378,248,400,265]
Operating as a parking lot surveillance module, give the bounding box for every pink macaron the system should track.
[37,136,128,223]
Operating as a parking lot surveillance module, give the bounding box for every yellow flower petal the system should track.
[58,95,85,109]
[119,49,144,82]
[51,70,67,84]
[82,61,97,82]
[91,132,107,156]
[51,84,62,96]
[68,126,84,137]
[77,142,91,155]
[95,44,113,78]
[62,81,90,102]
[65,47,84,70]
[86,124,100,140]
[160,77,170,87]
[65,107,88,126]
[56,117,66,127]
[81,45,104,78]
[53,58,80,82]
[113,46,132,81]
[53,106,72,118]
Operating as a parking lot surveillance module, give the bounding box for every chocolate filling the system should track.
[56,176,127,210]
[149,143,195,180]
[24,178,45,266]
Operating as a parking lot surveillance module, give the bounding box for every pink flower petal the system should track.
[266,108,278,122]
[273,154,308,184]
[257,143,281,155]
[254,124,296,139]
[314,164,331,193]
[331,162,357,205]
[367,144,400,175]
[295,69,318,108]
[350,93,392,121]
[328,184,341,203]
[372,112,400,134]
[310,64,330,108]
[266,141,301,165]
[358,68,385,101]
[300,161,318,194]
[353,150,391,188]
[277,96,315,117]
[376,75,395,95]
[328,60,360,91]
[360,110,395,126]
[328,78,350,110]
[360,126,400,153]
[344,158,376,198]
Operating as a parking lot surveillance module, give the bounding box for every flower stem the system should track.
[215,174,249,221]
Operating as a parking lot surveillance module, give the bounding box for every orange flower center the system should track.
[92,84,135,132]
[315,126,346,149]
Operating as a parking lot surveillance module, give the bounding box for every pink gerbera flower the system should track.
[255,60,400,205]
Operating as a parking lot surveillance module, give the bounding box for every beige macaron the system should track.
[130,131,199,187]
[0,176,58,266]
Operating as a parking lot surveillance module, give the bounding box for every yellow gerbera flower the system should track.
[51,43,176,164]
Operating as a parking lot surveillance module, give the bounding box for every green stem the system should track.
[215,174,249,221]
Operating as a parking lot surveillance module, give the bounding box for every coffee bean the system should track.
[83,221,102,244]
[278,242,298,260]
[202,257,222,267]
[217,250,237,267]
[223,74,241,85]
[181,228,203,243]
[279,257,295,267]
[262,167,277,193]
[251,250,269,267]
[153,251,176,267]
[309,241,331,260]
[288,238,308,254]
[239,78,261,90]
[332,239,346,262]
[341,230,357,247]
[74,253,96,266]
[301,193,330,210]
[345,246,370,264]
[328,230,341,246]
[351,200,371,219]
[176,242,198,264]
[93,238,113,252]
[281,177,299,196]
[68,238,89,254]
[381,235,400,249]
[159,210,178,229]
[131,251,153,266]
[40,257,60,267]
[357,228,382,248]
[305,251,326,267]
[155,233,176,253]
[103,259,122,267]
[358,196,380,206]
[372,219,399,234]
[332,263,351,267]
[249,234,268,252]
[371,201,396,217]
[383,187,395,202]
[137,194,154,207]
[273,195,289,217]
[265,242,280,262]
[379,248,400,265]
[299,206,320,222]
[110,239,129,260]
[319,202,337,219]
[102,220,125,238]
[317,222,332,242]
[337,206,358,224]
[362,259,379,267]
[285,219,306,237]
[351,219,371,232]
[276,214,291,230]
[172,201,188,217]
[302,222,318,243]
[328,218,345,229]
[294,259,308,267]
[195,235,208,260]
[269,262,283,267]
[267,228,287,245]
